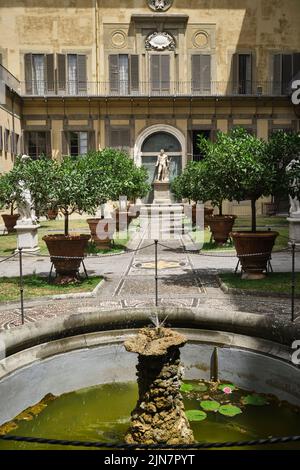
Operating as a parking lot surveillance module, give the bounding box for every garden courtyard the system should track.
[0,212,297,330]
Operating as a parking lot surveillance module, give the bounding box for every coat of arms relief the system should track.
[148,0,173,12]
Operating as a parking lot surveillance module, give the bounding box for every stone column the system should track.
[124,328,194,445]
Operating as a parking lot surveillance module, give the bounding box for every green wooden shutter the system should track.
[232,53,239,94]
[191,55,201,92]
[282,54,293,94]
[273,54,282,95]
[24,53,33,94]
[46,131,51,157]
[293,53,300,80]
[109,55,120,93]
[46,54,55,93]
[57,54,66,92]
[61,131,68,155]
[201,55,211,93]
[161,55,170,92]
[88,130,96,151]
[151,55,160,92]
[77,54,87,94]
[130,55,139,93]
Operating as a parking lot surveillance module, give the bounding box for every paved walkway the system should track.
[0,214,297,330]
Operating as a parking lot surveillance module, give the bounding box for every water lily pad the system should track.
[193,383,208,392]
[180,383,194,393]
[218,405,242,417]
[185,410,207,422]
[200,400,220,412]
[242,394,268,406]
[218,383,236,392]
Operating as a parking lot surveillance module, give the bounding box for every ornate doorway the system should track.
[134,125,184,203]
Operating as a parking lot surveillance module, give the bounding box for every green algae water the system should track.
[0,381,300,450]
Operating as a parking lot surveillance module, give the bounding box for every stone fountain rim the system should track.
[0,307,299,360]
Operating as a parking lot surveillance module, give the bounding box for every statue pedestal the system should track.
[287,217,300,246]
[14,223,40,253]
[153,181,172,204]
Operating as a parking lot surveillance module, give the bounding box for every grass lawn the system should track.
[0,217,129,257]
[0,274,103,302]
[192,216,289,252]
[219,272,298,295]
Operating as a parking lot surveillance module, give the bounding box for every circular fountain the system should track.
[0,308,300,449]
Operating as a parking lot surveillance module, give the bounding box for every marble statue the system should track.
[287,158,300,218]
[156,149,171,182]
[17,155,37,225]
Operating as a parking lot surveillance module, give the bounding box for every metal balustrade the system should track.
[18,79,292,98]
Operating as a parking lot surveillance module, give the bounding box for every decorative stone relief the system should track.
[111,30,127,49]
[145,32,176,51]
[193,31,209,49]
[147,0,173,12]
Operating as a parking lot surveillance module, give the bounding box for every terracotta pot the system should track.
[87,218,115,250]
[2,214,19,233]
[43,234,90,284]
[47,208,58,220]
[207,215,237,245]
[231,231,279,279]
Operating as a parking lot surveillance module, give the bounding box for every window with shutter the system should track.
[110,128,130,150]
[191,55,211,94]
[25,131,50,159]
[109,54,139,95]
[272,53,300,95]
[150,55,170,94]
[232,53,252,95]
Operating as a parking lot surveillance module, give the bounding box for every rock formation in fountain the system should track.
[124,327,194,445]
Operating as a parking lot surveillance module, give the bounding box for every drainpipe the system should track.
[95,0,100,95]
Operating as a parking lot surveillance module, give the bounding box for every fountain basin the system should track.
[0,307,300,427]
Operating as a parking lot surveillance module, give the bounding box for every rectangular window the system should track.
[150,55,170,94]
[25,131,51,159]
[0,126,2,152]
[273,53,300,95]
[191,55,211,94]
[65,131,96,157]
[57,54,87,95]
[192,130,211,161]
[232,53,252,95]
[110,128,131,151]
[109,54,139,95]
[24,53,54,95]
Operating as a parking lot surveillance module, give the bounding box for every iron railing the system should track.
[19,80,293,98]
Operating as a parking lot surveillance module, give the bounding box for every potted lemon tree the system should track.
[0,172,20,232]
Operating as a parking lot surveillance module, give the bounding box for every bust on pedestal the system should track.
[153,149,172,204]
[14,155,40,253]
[287,159,300,246]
